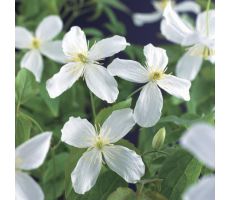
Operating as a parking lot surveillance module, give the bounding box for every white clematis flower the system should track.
[161,2,215,80]
[61,108,145,194]
[108,44,191,127]
[46,26,129,103]
[15,15,65,82]
[180,123,215,200]
[133,0,200,26]
[15,132,52,200]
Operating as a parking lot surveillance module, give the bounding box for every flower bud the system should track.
[152,127,166,150]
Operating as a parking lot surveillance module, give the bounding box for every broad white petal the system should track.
[157,74,191,101]
[16,172,44,200]
[15,132,52,170]
[196,10,215,39]
[71,148,102,194]
[144,44,168,71]
[62,26,88,59]
[40,40,66,63]
[180,123,215,169]
[89,36,129,61]
[35,15,63,41]
[46,62,84,98]
[61,117,96,148]
[134,82,163,127]
[183,175,215,200]
[15,27,33,49]
[107,58,148,83]
[133,12,162,26]
[20,50,43,82]
[103,145,145,183]
[176,53,203,81]
[84,64,118,103]
[100,108,135,143]
[161,3,197,46]
[174,1,201,14]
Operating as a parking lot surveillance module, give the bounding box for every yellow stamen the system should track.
[148,71,164,81]
[71,53,88,63]
[94,136,109,150]
[31,38,41,49]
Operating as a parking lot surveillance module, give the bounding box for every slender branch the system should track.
[20,112,43,132]
[89,91,96,125]
[127,86,143,99]
[142,150,169,156]
[51,148,57,199]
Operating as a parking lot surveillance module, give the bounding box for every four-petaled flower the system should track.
[15,132,52,200]
[15,16,66,82]
[133,0,200,26]
[108,44,191,127]
[161,2,215,80]
[61,109,145,194]
[46,26,129,103]
[180,123,215,200]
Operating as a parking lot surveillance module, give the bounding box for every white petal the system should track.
[62,26,88,58]
[40,40,66,63]
[176,53,203,81]
[174,1,201,14]
[35,15,63,41]
[134,82,163,127]
[88,35,129,61]
[103,145,145,183]
[144,44,168,71]
[16,172,44,200]
[15,27,33,49]
[196,10,215,39]
[180,123,215,169]
[161,3,197,46]
[157,74,191,101]
[107,58,148,83]
[183,175,215,200]
[71,148,102,194]
[46,62,84,98]
[15,132,52,170]
[100,108,135,143]
[84,64,118,103]
[20,50,43,82]
[61,117,96,148]
[132,12,162,26]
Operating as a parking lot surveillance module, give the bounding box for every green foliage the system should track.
[107,187,136,200]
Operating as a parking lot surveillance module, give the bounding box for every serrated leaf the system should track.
[95,98,132,125]
[158,149,202,200]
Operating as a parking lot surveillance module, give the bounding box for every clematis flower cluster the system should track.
[161,2,215,80]
[133,0,201,26]
[15,16,66,82]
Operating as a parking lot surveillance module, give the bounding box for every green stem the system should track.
[51,148,57,199]
[20,112,43,132]
[89,91,96,125]
[127,86,143,99]
[142,150,169,156]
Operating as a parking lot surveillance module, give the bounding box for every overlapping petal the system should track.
[20,50,43,82]
[40,41,66,63]
[84,64,118,103]
[180,123,215,169]
[46,62,84,98]
[15,27,33,49]
[100,108,135,143]
[174,1,201,14]
[176,53,203,81]
[35,15,63,41]
[103,145,145,183]
[15,132,52,170]
[134,82,163,127]
[183,175,215,200]
[71,148,102,194]
[157,74,191,101]
[61,117,96,148]
[16,172,44,200]
[108,58,148,83]
[88,35,129,61]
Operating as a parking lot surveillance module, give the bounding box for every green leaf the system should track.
[95,98,132,125]
[84,28,103,38]
[100,0,129,13]
[16,68,39,105]
[158,149,202,200]
[107,187,136,200]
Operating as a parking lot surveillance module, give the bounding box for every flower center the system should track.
[15,156,23,170]
[202,47,215,59]
[72,53,88,63]
[31,38,41,49]
[148,71,164,81]
[155,0,174,10]
[188,44,215,59]
[94,136,109,150]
